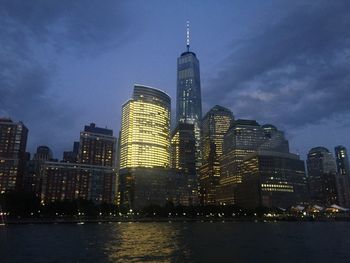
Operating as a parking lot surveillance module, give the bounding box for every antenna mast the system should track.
[186,21,190,52]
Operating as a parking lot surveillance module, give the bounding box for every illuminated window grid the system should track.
[120,100,170,169]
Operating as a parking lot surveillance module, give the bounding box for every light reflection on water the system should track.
[105,222,193,262]
[2,221,350,263]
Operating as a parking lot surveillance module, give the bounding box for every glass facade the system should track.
[170,123,196,175]
[199,105,233,204]
[218,119,290,205]
[176,50,202,169]
[335,145,350,177]
[120,85,171,169]
[236,151,309,209]
[307,147,338,206]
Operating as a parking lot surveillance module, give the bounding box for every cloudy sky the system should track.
[1,0,350,160]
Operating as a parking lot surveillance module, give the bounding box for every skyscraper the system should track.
[0,118,28,193]
[176,22,202,169]
[119,85,174,209]
[201,105,233,164]
[170,123,196,175]
[335,145,350,177]
[334,145,350,207]
[120,85,171,169]
[218,119,290,205]
[79,123,116,167]
[199,105,233,204]
[307,147,338,206]
[33,145,53,161]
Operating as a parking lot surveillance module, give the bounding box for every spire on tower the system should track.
[186,21,190,52]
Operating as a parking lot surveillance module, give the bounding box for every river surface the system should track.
[1,221,349,262]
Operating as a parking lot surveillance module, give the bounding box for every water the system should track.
[1,221,350,262]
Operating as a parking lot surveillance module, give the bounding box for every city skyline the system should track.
[1,1,350,160]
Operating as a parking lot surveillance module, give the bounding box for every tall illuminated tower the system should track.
[120,84,171,169]
[176,22,202,170]
[119,85,174,209]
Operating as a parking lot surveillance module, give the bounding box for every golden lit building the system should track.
[120,84,171,169]
[119,85,174,209]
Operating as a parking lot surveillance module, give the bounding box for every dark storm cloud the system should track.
[204,1,350,129]
[0,1,129,153]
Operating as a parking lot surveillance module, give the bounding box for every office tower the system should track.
[0,118,28,193]
[170,123,196,175]
[201,105,233,162]
[236,151,309,209]
[119,84,174,209]
[335,146,350,177]
[40,162,117,204]
[63,141,79,163]
[199,105,233,204]
[120,85,171,169]
[176,22,202,170]
[218,119,290,205]
[24,145,53,194]
[307,147,338,206]
[261,124,290,153]
[334,146,350,207]
[79,123,116,167]
[33,145,53,161]
[170,123,198,206]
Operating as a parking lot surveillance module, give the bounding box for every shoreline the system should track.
[2,215,350,225]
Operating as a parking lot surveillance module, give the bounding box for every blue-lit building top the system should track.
[176,24,203,169]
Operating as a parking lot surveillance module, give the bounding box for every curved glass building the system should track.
[120,84,171,169]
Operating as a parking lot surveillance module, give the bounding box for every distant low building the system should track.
[119,167,196,210]
[40,162,117,204]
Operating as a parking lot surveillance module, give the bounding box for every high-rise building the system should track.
[307,147,338,206]
[199,105,233,204]
[170,123,196,175]
[335,145,350,177]
[120,85,171,169]
[218,119,290,205]
[334,145,350,207]
[33,145,53,161]
[236,151,309,209]
[24,145,53,194]
[63,141,79,163]
[119,85,173,209]
[0,118,28,193]
[201,105,233,162]
[79,123,116,167]
[170,123,198,206]
[176,22,202,169]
